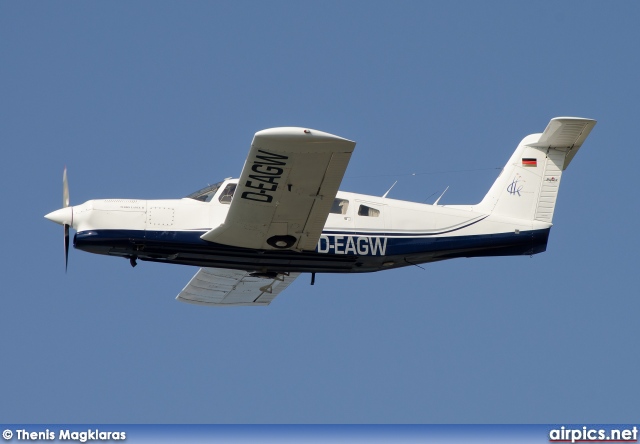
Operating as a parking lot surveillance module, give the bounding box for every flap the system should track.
[201,127,356,250]
[176,268,300,306]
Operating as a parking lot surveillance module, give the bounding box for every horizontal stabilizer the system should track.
[527,117,596,170]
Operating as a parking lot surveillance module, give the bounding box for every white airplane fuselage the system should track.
[51,181,551,274]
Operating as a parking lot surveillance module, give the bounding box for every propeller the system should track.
[44,167,75,271]
[63,167,70,272]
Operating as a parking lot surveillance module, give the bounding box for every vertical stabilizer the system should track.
[477,117,596,222]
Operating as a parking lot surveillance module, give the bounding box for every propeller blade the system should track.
[64,224,69,272]
[63,167,70,272]
[63,167,69,208]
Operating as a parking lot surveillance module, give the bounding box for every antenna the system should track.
[382,181,398,198]
[433,186,449,206]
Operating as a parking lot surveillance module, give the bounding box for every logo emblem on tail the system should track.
[507,175,524,196]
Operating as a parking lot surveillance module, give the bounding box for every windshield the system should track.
[186,181,223,202]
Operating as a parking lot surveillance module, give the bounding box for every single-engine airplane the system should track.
[45,117,595,306]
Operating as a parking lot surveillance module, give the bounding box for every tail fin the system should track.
[477,117,596,222]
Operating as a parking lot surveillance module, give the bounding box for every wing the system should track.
[528,117,596,170]
[200,127,356,251]
[176,268,300,306]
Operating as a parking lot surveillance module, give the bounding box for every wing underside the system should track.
[176,267,300,306]
[200,127,356,251]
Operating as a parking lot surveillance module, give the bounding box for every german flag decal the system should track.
[522,158,537,167]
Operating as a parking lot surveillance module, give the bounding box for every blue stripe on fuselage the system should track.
[75,228,549,259]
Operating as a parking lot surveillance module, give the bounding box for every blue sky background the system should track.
[2,1,639,423]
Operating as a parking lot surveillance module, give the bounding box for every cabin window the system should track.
[330,198,349,215]
[358,205,380,217]
[219,183,237,204]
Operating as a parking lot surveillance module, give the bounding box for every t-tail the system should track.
[476,117,596,223]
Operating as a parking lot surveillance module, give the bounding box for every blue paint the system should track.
[74,228,550,272]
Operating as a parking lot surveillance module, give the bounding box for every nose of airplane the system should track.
[45,206,73,226]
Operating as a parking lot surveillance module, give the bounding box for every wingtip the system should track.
[551,116,597,124]
[254,127,355,144]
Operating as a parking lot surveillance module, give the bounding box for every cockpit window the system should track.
[218,183,236,204]
[330,198,349,214]
[186,182,223,202]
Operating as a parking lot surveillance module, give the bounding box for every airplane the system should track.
[45,117,596,306]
